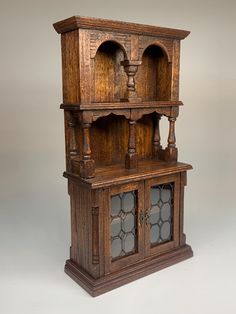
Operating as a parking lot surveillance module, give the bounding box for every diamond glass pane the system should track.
[111,191,137,260]
[149,183,173,246]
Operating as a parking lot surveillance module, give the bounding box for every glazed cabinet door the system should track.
[104,181,145,273]
[144,174,180,257]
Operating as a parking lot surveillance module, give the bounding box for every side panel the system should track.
[170,40,180,101]
[69,180,92,274]
[61,30,80,104]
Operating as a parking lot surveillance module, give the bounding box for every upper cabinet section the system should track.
[54,16,190,109]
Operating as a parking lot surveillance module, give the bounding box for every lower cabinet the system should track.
[104,174,180,274]
[65,170,192,296]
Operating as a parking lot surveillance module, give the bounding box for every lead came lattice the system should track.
[111,191,137,260]
[149,183,173,245]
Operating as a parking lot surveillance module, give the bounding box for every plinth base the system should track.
[65,244,193,297]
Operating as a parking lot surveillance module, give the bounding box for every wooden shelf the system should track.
[61,100,183,111]
[64,159,192,189]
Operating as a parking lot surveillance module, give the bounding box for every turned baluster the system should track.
[121,60,142,103]
[165,117,178,161]
[82,123,92,160]
[167,117,176,148]
[153,113,162,157]
[68,114,77,157]
[78,122,95,178]
[125,120,138,169]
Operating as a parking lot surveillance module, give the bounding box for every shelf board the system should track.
[60,101,183,111]
[64,159,192,189]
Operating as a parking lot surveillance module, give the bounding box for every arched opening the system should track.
[93,41,127,103]
[136,45,172,101]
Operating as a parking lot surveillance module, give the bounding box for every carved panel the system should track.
[90,30,131,59]
[131,107,171,121]
[92,206,100,264]
[92,109,130,122]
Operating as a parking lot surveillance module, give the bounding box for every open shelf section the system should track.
[64,160,192,189]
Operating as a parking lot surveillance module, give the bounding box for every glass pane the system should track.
[111,217,121,237]
[161,221,171,241]
[149,205,160,224]
[111,191,137,260]
[111,195,121,217]
[111,238,122,258]
[149,183,173,246]
[151,186,161,205]
[150,224,160,243]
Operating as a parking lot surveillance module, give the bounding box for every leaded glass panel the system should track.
[149,183,173,246]
[111,191,137,260]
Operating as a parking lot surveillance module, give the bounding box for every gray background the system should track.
[1,0,236,313]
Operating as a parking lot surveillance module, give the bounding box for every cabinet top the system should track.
[53,15,190,39]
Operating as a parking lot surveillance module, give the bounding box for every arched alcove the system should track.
[93,41,127,103]
[136,45,172,101]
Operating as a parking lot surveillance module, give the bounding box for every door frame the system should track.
[103,181,145,274]
[144,173,180,257]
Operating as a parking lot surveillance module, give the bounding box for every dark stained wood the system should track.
[93,41,127,102]
[64,160,192,189]
[53,15,190,40]
[136,45,171,101]
[60,100,183,110]
[54,15,192,297]
[65,244,193,297]
[121,60,142,102]
[61,31,80,104]
[153,113,162,157]
[144,174,180,257]
[125,120,138,169]
[90,115,129,167]
[104,181,145,274]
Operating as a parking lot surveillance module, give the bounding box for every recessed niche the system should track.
[136,45,172,101]
[93,41,127,103]
[90,114,129,167]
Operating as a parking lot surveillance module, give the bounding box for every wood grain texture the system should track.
[65,244,193,296]
[53,15,190,40]
[60,100,183,110]
[64,160,192,189]
[54,15,193,297]
[61,30,80,104]
[93,41,126,102]
[136,45,171,101]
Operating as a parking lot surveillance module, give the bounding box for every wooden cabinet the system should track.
[53,15,193,296]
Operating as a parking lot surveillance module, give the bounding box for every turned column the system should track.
[79,122,95,178]
[125,120,138,169]
[68,114,78,157]
[121,60,142,103]
[65,111,78,172]
[153,113,162,157]
[165,117,178,161]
